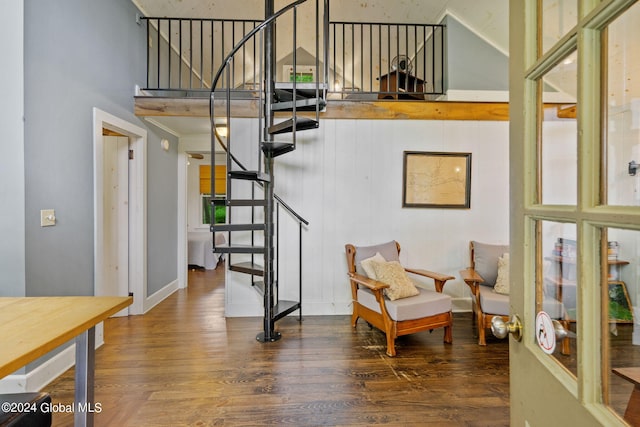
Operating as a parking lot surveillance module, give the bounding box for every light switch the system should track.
[41,209,56,227]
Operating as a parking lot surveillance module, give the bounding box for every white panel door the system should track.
[102,135,129,316]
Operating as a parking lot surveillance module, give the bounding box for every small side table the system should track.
[612,367,640,425]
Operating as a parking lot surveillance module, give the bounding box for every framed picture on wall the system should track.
[402,151,472,208]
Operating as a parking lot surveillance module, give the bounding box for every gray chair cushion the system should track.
[354,241,400,275]
[473,241,509,287]
[357,287,451,321]
[478,286,566,319]
[478,286,510,316]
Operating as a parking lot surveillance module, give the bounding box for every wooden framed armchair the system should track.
[460,241,570,353]
[459,241,510,346]
[345,241,454,357]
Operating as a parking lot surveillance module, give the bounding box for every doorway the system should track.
[93,108,146,315]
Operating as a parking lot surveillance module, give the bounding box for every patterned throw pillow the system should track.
[494,253,510,295]
[371,261,420,301]
[360,252,386,279]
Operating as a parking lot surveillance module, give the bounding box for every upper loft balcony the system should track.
[133,9,515,122]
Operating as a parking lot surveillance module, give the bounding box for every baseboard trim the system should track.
[143,279,179,314]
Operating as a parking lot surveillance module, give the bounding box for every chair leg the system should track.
[351,311,359,328]
[477,312,487,346]
[443,324,453,344]
[385,334,396,357]
[384,321,397,357]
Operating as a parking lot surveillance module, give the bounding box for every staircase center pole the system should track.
[257,0,280,343]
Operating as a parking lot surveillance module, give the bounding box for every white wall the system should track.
[223,118,511,316]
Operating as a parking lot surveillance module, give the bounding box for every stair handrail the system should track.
[212,131,309,227]
[209,0,311,227]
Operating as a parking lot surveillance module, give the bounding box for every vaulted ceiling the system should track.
[132,0,509,54]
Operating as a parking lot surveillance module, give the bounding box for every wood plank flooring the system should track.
[47,264,510,426]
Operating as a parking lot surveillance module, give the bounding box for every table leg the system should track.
[624,384,640,426]
[74,327,95,427]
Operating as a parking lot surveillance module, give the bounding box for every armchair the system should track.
[459,241,510,346]
[460,241,570,353]
[345,241,454,357]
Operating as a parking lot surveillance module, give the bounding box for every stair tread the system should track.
[221,199,267,207]
[211,223,265,231]
[274,300,301,321]
[228,170,270,182]
[262,141,295,157]
[269,117,319,135]
[271,97,327,112]
[230,262,264,276]
[213,244,265,254]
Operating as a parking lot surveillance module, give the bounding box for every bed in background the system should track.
[188,232,226,269]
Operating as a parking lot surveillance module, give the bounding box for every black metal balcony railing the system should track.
[143,17,262,93]
[142,17,445,100]
[329,21,445,99]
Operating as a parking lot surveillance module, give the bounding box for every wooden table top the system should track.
[0,296,132,378]
[613,367,640,385]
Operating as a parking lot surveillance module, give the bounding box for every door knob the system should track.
[552,320,576,340]
[491,315,523,341]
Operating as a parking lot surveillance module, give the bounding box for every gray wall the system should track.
[23,0,178,298]
[0,1,26,297]
[443,15,509,92]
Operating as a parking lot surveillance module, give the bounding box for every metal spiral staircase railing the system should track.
[209,0,326,342]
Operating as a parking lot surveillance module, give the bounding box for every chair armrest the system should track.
[348,272,390,291]
[459,268,484,295]
[459,267,484,283]
[405,268,454,282]
[405,268,454,293]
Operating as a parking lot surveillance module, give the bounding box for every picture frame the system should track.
[402,151,472,208]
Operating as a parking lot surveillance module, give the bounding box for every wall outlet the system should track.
[41,209,56,227]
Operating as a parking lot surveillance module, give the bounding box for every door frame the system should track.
[93,108,147,315]
[510,1,639,426]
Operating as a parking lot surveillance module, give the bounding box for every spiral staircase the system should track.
[209,0,326,342]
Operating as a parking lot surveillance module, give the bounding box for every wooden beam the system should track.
[134,97,258,118]
[134,96,571,122]
[323,100,510,121]
[135,97,511,121]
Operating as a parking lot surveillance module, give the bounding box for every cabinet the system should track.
[545,255,632,323]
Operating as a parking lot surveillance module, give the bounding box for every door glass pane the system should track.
[540,0,578,55]
[605,2,640,207]
[604,227,640,421]
[541,51,578,205]
[539,220,578,376]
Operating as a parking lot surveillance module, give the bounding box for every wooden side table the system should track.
[613,367,640,425]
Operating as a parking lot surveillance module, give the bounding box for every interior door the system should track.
[102,135,130,316]
[509,1,640,425]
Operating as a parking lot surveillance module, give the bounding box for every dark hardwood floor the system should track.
[47,264,510,426]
